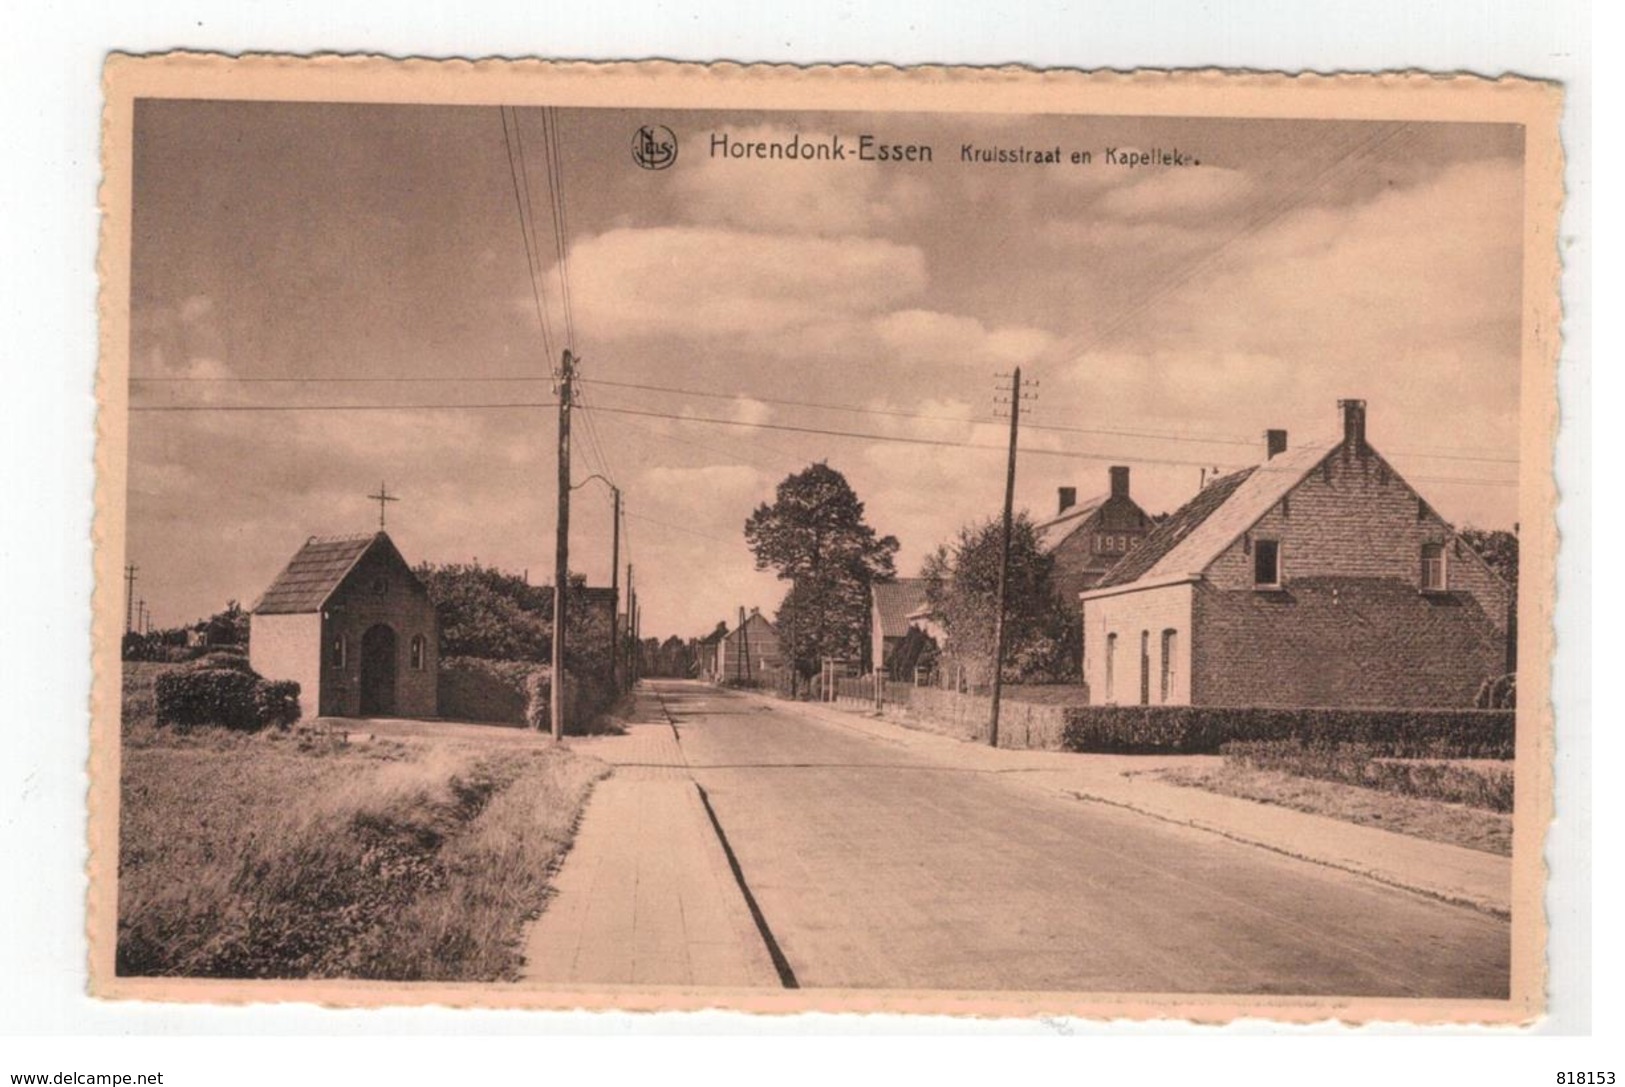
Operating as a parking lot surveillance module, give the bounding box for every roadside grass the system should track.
[118,725,606,979]
[1222,739,1514,812]
[1000,684,1090,707]
[121,661,181,732]
[1157,762,1512,857]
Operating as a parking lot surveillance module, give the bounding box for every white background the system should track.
[0,0,1601,1080]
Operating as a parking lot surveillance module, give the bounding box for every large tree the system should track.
[744,463,898,677]
[414,563,611,681]
[922,513,1075,690]
[1459,527,1518,588]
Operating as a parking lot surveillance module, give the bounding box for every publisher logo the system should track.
[632,125,678,170]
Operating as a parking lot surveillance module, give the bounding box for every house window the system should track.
[1254,539,1281,588]
[1160,628,1177,703]
[1421,542,1447,591]
[410,634,426,671]
[371,577,389,595]
[329,633,346,669]
[1139,631,1151,706]
[1104,633,1117,702]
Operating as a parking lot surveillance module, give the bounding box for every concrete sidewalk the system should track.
[734,690,1512,919]
[518,693,781,987]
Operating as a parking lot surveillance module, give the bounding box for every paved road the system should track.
[652,679,1510,997]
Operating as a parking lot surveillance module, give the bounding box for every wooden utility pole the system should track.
[988,367,1024,749]
[123,563,138,634]
[550,349,575,739]
[607,485,621,693]
[633,598,642,683]
[625,563,635,688]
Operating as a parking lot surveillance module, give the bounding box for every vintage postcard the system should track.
[94,56,1563,1023]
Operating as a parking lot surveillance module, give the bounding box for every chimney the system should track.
[1057,486,1077,514]
[1266,429,1288,460]
[1338,398,1367,451]
[1109,465,1130,499]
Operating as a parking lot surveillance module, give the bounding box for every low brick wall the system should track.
[437,657,588,730]
[902,687,1071,750]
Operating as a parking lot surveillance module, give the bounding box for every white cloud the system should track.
[872,309,1058,370]
[729,396,773,426]
[568,227,928,340]
[1095,166,1254,220]
[641,463,764,500]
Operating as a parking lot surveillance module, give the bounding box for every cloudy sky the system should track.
[127,101,1523,637]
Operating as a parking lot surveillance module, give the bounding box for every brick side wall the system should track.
[1203,445,1512,633]
[248,612,321,718]
[321,547,439,717]
[1080,582,1193,706]
[1190,578,1506,707]
[1048,497,1152,605]
[1184,444,1513,708]
[436,664,530,723]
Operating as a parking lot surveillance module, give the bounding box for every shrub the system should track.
[190,649,254,673]
[523,670,551,731]
[154,666,302,732]
[155,667,262,731]
[1475,672,1517,710]
[1060,705,1514,759]
[255,680,303,729]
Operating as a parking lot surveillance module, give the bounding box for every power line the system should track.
[125,370,1518,465]
[127,398,1517,486]
[129,401,560,413]
[499,107,556,367]
[1040,122,1417,369]
[623,510,741,546]
[542,106,578,351]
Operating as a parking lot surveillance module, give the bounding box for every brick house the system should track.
[1034,466,1154,604]
[870,578,930,680]
[249,532,439,718]
[1080,401,1513,708]
[714,608,784,683]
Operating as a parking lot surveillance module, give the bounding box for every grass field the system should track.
[118,722,606,979]
[1157,763,1512,856]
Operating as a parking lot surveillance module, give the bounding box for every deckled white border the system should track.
[1,0,1594,1053]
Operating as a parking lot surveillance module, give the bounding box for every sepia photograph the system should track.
[92,58,1562,1020]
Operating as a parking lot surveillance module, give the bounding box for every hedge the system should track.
[1059,705,1514,759]
[153,666,302,732]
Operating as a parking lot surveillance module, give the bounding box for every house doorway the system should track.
[359,623,397,716]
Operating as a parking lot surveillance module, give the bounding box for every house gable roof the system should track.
[1032,495,1107,553]
[871,578,930,639]
[1146,439,1343,581]
[724,611,778,640]
[1094,439,1341,590]
[1092,438,1345,594]
[253,532,409,615]
[1094,471,1252,589]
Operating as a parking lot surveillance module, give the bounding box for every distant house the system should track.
[249,531,439,718]
[1081,400,1513,708]
[714,608,784,683]
[1034,466,1154,605]
[694,623,726,679]
[869,578,930,679]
